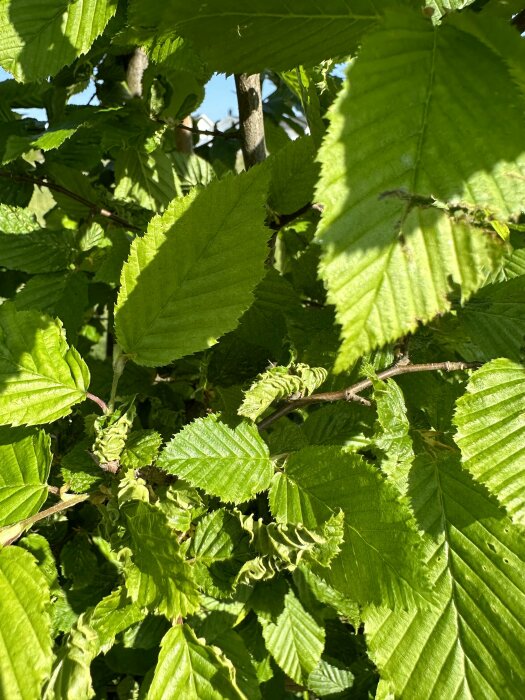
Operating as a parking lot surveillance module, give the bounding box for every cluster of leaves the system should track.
[1,0,525,698]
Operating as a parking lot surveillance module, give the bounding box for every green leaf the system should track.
[158,415,273,504]
[0,304,89,426]
[191,509,250,597]
[454,359,525,525]
[115,167,270,366]
[121,430,163,469]
[269,447,428,607]
[0,546,53,699]
[268,136,318,215]
[0,202,39,231]
[0,0,118,82]
[307,658,355,697]
[0,229,77,273]
[372,377,413,492]
[259,587,325,685]
[148,623,246,699]
[129,0,400,74]
[14,271,89,340]
[316,8,524,370]
[452,277,525,362]
[365,453,525,699]
[44,587,144,700]
[114,147,179,212]
[239,363,328,422]
[0,426,51,526]
[121,500,201,618]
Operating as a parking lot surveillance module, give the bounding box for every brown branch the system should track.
[235,73,267,168]
[257,361,480,432]
[0,171,140,232]
[126,47,148,98]
[177,123,240,140]
[175,116,195,154]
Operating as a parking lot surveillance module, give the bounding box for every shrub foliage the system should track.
[0,1,525,697]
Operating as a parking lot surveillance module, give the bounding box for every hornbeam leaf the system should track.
[0,0,119,82]
[148,623,246,699]
[259,588,325,685]
[0,229,77,273]
[239,363,328,422]
[121,501,201,619]
[157,415,273,504]
[44,588,145,699]
[0,547,53,699]
[129,0,408,74]
[454,359,525,525]
[269,447,428,607]
[0,426,51,526]
[0,304,89,426]
[316,8,525,370]
[115,167,270,366]
[365,453,525,699]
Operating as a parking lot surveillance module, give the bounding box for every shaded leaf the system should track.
[454,359,525,525]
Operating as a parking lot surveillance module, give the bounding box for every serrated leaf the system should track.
[129,0,404,74]
[0,426,51,526]
[14,271,89,340]
[121,430,162,469]
[158,415,273,504]
[372,377,413,492]
[44,587,144,700]
[239,363,327,422]
[0,203,39,232]
[148,623,246,699]
[0,547,53,699]
[452,277,525,362]
[454,359,525,525]
[114,147,179,212]
[259,588,325,685]
[61,441,105,493]
[0,229,77,273]
[308,658,355,697]
[115,167,270,366]
[316,8,523,370]
[269,136,318,215]
[269,447,428,607]
[0,304,89,426]
[122,500,200,618]
[365,453,525,699]
[0,0,118,82]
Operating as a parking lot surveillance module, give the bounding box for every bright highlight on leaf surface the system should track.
[0,304,89,426]
[365,453,525,698]
[0,547,53,699]
[158,415,273,504]
[0,0,118,82]
[115,167,270,366]
[0,426,51,526]
[454,359,525,525]
[316,8,525,370]
[149,623,246,699]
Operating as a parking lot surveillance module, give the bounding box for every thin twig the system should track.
[177,123,240,140]
[87,392,108,413]
[0,171,140,232]
[257,360,480,432]
[0,493,90,546]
